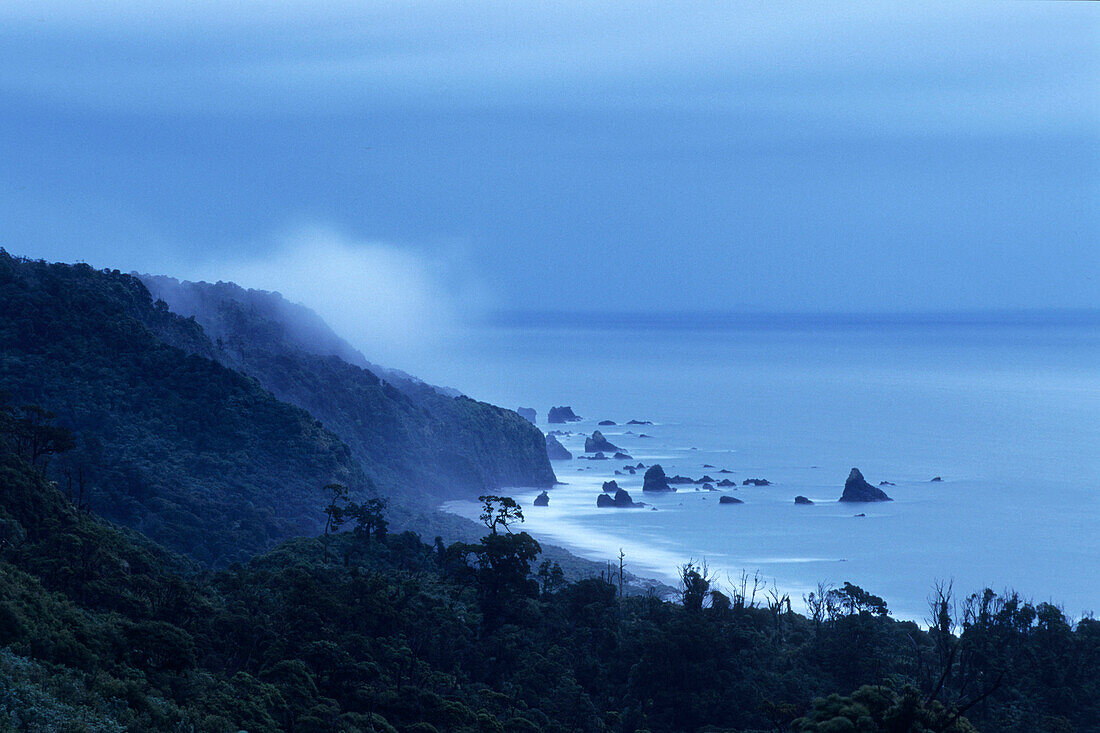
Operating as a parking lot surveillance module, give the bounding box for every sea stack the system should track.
[585,430,620,453]
[545,434,572,460]
[517,407,537,424]
[642,464,674,492]
[548,406,582,423]
[839,468,893,502]
[533,491,550,507]
[597,488,643,508]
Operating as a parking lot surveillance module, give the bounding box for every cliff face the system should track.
[140,276,556,501]
[0,253,367,566]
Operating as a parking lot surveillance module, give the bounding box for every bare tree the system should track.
[617,548,626,598]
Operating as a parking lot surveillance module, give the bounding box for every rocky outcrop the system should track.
[548,406,582,423]
[585,430,619,453]
[701,482,715,491]
[598,420,616,426]
[839,468,893,502]
[613,451,633,460]
[718,495,743,504]
[696,475,715,484]
[545,434,572,461]
[602,480,620,493]
[627,419,653,425]
[743,478,771,486]
[668,475,695,485]
[597,488,644,508]
[533,491,549,507]
[517,407,537,424]
[930,476,943,482]
[642,464,674,492]
[794,495,814,505]
[717,479,737,487]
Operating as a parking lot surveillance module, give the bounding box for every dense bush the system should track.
[0,449,1097,732]
[0,252,367,566]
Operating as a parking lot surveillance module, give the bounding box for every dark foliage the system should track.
[0,252,367,566]
[140,276,556,501]
[1,449,1097,732]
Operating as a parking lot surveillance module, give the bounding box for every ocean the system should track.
[422,314,1100,622]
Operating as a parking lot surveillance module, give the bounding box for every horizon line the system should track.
[488,308,1100,331]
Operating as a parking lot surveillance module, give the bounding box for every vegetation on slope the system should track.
[140,276,556,501]
[1,434,1097,732]
[0,252,367,566]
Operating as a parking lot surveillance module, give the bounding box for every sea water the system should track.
[426,316,1100,621]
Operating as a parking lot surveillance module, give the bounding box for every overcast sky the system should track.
[1,2,1097,334]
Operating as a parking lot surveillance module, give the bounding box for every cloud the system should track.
[1,2,1095,134]
[185,227,489,367]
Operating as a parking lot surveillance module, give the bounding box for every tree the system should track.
[792,685,978,732]
[680,560,713,612]
[0,403,76,472]
[830,581,889,617]
[346,497,388,542]
[536,559,565,597]
[470,496,542,623]
[478,494,523,534]
[321,482,349,562]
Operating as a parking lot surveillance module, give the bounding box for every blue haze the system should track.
[440,318,1100,621]
[0,2,1097,330]
[0,2,1096,619]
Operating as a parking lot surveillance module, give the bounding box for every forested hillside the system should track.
[0,252,368,565]
[141,276,556,501]
[1,437,1096,732]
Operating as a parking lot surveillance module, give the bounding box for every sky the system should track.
[0,2,1097,361]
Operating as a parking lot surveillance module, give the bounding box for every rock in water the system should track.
[548,406,582,423]
[598,419,616,426]
[613,451,633,460]
[533,491,550,507]
[930,476,943,482]
[718,495,743,504]
[517,407,537,424]
[743,478,771,486]
[602,480,619,493]
[794,495,814,505]
[839,468,893,502]
[584,430,620,453]
[597,487,644,508]
[545,434,572,461]
[642,464,674,492]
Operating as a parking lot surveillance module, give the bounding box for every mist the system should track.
[179,227,490,368]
